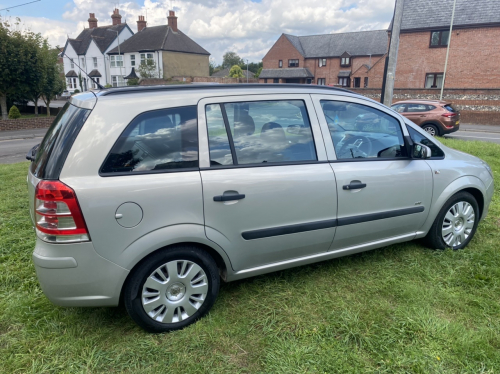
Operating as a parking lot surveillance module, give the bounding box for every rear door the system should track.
[198,95,338,272]
[313,95,432,250]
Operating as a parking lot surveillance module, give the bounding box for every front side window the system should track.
[408,126,444,158]
[288,59,299,67]
[391,104,406,113]
[101,106,198,174]
[425,73,444,88]
[321,100,406,160]
[430,30,450,47]
[207,100,317,166]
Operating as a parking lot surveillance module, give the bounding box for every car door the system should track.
[198,94,338,272]
[404,103,431,126]
[312,95,433,251]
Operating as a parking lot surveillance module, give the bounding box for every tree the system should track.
[29,40,52,117]
[127,78,139,86]
[41,56,65,117]
[137,59,161,79]
[209,57,217,76]
[229,65,244,78]
[223,51,243,69]
[0,17,44,120]
[255,67,262,78]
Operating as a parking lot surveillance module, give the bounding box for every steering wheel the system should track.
[339,136,373,158]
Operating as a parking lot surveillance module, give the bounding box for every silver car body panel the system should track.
[27,85,494,306]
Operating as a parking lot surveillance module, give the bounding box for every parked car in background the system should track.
[391,100,460,136]
[27,85,493,333]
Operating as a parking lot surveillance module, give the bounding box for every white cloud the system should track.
[14,0,394,63]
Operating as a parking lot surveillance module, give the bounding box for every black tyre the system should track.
[423,192,479,250]
[421,124,439,137]
[123,246,220,333]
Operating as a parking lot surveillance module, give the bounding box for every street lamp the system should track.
[107,29,122,86]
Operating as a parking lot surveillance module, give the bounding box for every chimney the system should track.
[137,15,147,32]
[167,10,178,32]
[88,13,98,29]
[111,8,122,25]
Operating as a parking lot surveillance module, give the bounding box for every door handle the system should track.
[213,194,246,202]
[343,183,367,190]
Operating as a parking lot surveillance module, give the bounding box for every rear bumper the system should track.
[32,238,129,307]
[441,123,460,135]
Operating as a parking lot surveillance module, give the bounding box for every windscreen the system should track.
[31,103,91,180]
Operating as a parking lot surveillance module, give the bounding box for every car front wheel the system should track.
[423,192,479,250]
[123,246,220,333]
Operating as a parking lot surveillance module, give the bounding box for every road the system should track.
[444,130,500,144]
[0,137,42,164]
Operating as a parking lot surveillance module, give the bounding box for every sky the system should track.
[0,0,395,64]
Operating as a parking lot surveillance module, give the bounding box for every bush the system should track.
[8,105,21,119]
[72,89,80,95]
[104,84,112,88]
[229,65,244,78]
[127,78,140,86]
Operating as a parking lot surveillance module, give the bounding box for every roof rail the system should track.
[99,83,352,97]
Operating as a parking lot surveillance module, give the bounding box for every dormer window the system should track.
[319,58,326,67]
[430,30,450,47]
[288,59,299,67]
[341,57,350,67]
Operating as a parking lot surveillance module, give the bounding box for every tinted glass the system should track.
[31,103,90,179]
[101,106,198,173]
[206,104,233,166]
[408,126,445,158]
[321,100,406,160]
[221,100,316,165]
[444,105,457,113]
[441,30,450,45]
[407,104,429,112]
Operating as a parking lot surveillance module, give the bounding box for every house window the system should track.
[279,60,283,68]
[131,55,136,66]
[338,77,350,87]
[110,55,123,67]
[92,78,100,89]
[425,73,444,88]
[341,57,351,67]
[353,77,361,88]
[81,58,85,68]
[67,77,77,89]
[319,58,326,67]
[273,78,279,83]
[317,78,326,85]
[140,53,154,65]
[264,78,268,83]
[364,77,369,88]
[70,59,74,69]
[93,57,98,68]
[288,59,299,67]
[111,75,126,87]
[430,30,450,47]
[306,78,312,84]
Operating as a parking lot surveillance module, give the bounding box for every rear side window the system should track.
[100,106,198,174]
[31,103,91,180]
[206,100,317,166]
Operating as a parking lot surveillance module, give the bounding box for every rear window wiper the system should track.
[26,143,40,161]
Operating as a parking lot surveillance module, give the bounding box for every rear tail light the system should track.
[441,112,456,118]
[35,180,89,243]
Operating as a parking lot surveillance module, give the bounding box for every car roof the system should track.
[393,99,450,106]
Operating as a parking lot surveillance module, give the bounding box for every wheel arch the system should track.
[420,121,442,135]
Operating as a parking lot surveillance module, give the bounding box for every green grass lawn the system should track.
[0,138,499,373]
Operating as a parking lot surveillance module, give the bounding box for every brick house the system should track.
[107,11,210,82]
[392,0,500,89]
[259,30,387,87]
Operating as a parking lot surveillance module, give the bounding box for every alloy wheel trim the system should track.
[441,201,475,248]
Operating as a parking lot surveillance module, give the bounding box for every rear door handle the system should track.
[213,194,246,202]
[343,183,367,190]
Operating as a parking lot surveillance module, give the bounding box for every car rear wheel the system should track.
[422,124,439,137]
[423,192,479,250]
[124,246,220,333]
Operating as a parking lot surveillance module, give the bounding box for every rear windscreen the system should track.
[31,103,91,180]
[444,105,457,113]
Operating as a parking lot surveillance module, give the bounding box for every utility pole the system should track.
[383,0,405,107]
[440,0,457,101]
[246,59,249,83]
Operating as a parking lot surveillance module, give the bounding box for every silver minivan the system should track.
[27,85,494,332]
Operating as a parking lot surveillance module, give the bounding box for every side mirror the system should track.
[413,142,432,159]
